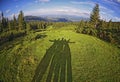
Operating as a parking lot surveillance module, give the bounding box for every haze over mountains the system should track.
[24,15,89,22]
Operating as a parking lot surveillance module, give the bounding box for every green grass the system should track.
[0,27,120,82]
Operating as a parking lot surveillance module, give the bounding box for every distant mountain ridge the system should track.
[24,16,47,21]
[24,16,71,22]
[24,15,89,22]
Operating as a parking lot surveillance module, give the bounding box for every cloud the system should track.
[8,13,19,20]
[100,10,120,21]
[35,0,50,3]
[24,6,90,18]
[113,17,120,21]
[103,0,120,6]
[6,9,11,13]
[23,5,120,21]
[98,5,116,21]
[100,5,114,14]
[16,5,18,8]
[70,1,96,7]
[117,0,120,2]
[14,0,18,1]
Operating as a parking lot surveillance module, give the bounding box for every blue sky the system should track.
[0,0,120,21]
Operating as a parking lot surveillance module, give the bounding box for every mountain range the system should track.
[24,15,89,22]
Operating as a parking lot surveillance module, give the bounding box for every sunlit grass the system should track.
[0,27,120,82]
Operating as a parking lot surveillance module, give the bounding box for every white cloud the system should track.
[117,0,120,2]
[6,9,11,13]
[16,5,18,8]
[14,0,18,1]
[103,0,119,6]
[100,11,120,21]
[99,6,114,14]
[8,13,19,20]
[23,5,120,21]
[24,6,90,18]
[98,5,120,21]
[113,17,120,21]
[70,1,96,7]
[35,0,50,3]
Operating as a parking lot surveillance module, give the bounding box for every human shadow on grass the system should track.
[32,38,74,82]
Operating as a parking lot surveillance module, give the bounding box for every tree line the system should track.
[76,4,120,47]
[0,11,49,44]
[0,4,120,47]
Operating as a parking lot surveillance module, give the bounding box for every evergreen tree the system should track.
[0,12,2,32]
[1,12,9,31]
[108,19,112,28]
[99,20,107,28]
[26,23,31,34]
[18,11,26,30]
[90,4,100,28]
[13,15,17,30]
[76,20,85,33]
[8,21,11,31]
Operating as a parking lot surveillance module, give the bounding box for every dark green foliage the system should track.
[51,22,72,28]
[18,11,26,30]
[90,4,100,28]
[35,34,47,40]
[13,15,18,30]
[0,11,50,46]
[8,21,11,31]
[107,19,112,28]
[8,32,14,41]
[76,21,97,36]
[0,30,26,45]
[75,4,120,46]
[0,12,8,32]
[76,20,119,45]
[26,23,31,34]
[28,21,49,30]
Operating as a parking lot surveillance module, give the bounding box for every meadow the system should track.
[0,26,120,82]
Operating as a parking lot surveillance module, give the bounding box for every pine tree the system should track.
[18,11,26,30]
[90,4,100,28]
[8,21,11,31]
[108,19,112,28]
[13,15,17,30]
[26,23,31,34]
[0,12,2,32]
[1,12,8,31]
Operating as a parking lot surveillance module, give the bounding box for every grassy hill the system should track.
[0,28,120,82]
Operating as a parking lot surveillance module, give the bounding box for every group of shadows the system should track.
[32,38,74,82]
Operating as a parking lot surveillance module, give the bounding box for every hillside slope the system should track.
[0,30,120,82]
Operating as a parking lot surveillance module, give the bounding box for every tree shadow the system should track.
[32,38,73,82]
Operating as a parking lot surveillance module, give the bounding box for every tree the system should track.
[26,23,31,34]
[13,15,17,30]
[90,4,100,28]
[0,12,2,32]
[1,12,9,32]
[76,20,85,33]
[18,11,26,30]
[108,19,112,28]
[8,21,11,31]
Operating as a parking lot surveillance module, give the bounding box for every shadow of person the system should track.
[32,38,73,82]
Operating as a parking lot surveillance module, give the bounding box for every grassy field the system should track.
[0,27,120,82]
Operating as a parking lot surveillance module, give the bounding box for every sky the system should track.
[0,0,120,21]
